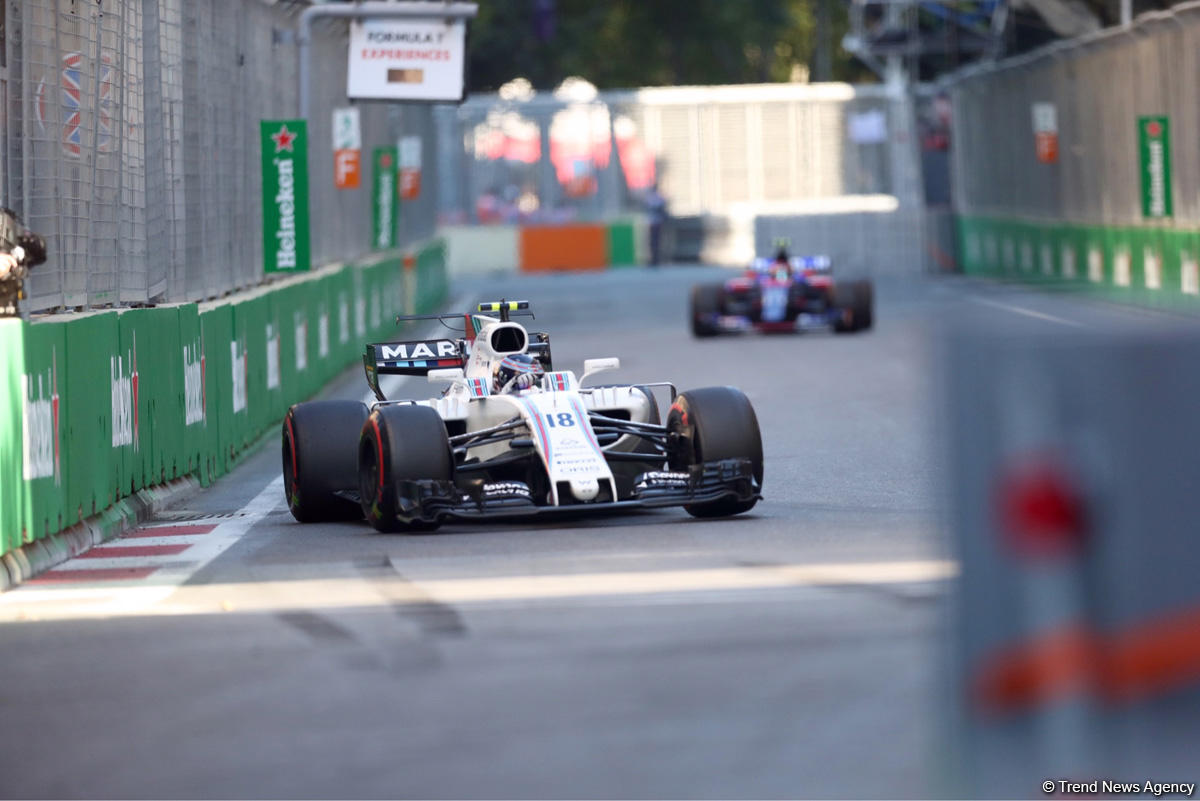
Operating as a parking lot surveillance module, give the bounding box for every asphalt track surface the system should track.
[1,267,1192,799]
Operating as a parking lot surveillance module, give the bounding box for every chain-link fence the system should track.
[948,3,1200,227]
[435,82,924,224]
[0,0,439,313]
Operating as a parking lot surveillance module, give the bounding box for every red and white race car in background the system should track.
[690,253,873,337]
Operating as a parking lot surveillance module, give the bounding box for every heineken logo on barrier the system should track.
[1114,247,1132,287]
[231,338,248,414]
[1061,244,1077,279]
[1088,247,1104,283]
[339,295,350,344]
[318,308,330,358]
[261,120,311,273]
[111,333,139,450]
[1144,246,1162,290]
[266,322,281,391]
[1138,116,1173,219]
[370,293,382,330]
[373,147,398,251]
[184,326,206,427]
[23,348,61,484]
[1183,251,1200,295]
[294,311,308,372]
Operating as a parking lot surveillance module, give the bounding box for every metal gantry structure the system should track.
[843,0,1013,85]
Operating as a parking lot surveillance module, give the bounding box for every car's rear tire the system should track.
[283,401,369,523]
[358,405,453,533]
[690,284,724,338]
[833,279,874,333]
[667,386,763,517]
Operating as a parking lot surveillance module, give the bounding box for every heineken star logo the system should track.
[1147,120,1162,138]
[272,124,298,153]
[381,153,393,168]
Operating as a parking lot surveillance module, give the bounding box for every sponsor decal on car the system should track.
[482,481,532,498]
[636,470,691,489]
[379,340,459,361]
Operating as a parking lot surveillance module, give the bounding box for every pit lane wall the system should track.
[956,216,1200,312]
[0,240,447,562]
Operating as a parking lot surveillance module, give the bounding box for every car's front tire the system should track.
[833,279,874,332]
[690,284,725,338]
[283,401,369,523]
[667,386,763,517]
[358,405,453,533]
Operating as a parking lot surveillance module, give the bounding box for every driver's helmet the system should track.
[493,353,544,394]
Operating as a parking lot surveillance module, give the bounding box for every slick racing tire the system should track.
[283,401,369,523]
[667,386,763,518]
[690,284,724,338]
[832,279,874,333]
[358,404,454,533]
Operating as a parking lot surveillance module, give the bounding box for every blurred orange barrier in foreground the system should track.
[519,224,608,272]
[973,605,1200,713]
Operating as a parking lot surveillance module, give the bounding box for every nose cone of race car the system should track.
[569,477,600,502]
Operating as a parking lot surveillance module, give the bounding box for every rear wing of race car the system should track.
[364,338,465,400]
[791,255,832,272]
[365,301,553,400]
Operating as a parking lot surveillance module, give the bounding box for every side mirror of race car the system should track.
[581,357,620,384]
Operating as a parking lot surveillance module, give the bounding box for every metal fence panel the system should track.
[1,0,440,313]
[949,3,1200,231]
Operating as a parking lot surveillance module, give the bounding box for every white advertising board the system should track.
[347,17,467,102]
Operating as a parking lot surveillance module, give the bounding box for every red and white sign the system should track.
[347,18,467,103]
[333,107,361,190]
[1032,102,1058,164]
[398,135,422,200]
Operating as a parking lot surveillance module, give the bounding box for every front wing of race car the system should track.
[700,310,846,334]
[384,458,760,524]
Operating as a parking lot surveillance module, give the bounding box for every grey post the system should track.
[297,1,479,121]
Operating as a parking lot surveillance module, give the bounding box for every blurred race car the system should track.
[690,244,873,337]
[282,300,763,532]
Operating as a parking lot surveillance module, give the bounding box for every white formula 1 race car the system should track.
[282,301,763,532]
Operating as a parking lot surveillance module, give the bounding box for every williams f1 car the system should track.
[282,301,763,532]
[690,249,873,337]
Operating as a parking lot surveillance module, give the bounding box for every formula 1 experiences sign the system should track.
[260,120,311,273]
[347,17,467,102]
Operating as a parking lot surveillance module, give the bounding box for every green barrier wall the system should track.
[65,313,119,522]
[1,320,25,556]
[0,239,447,557]
[22,319,68,542]
[607,221,637,266]
[956,216,1200,313]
